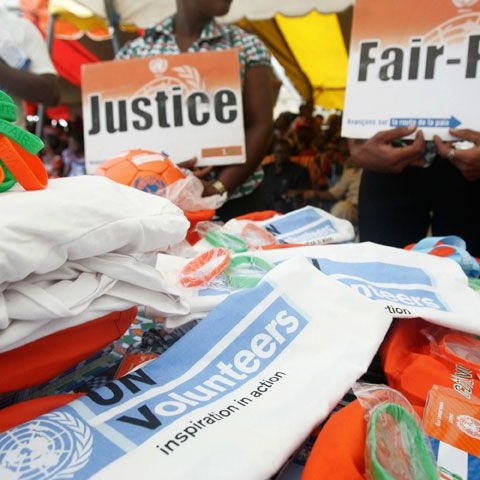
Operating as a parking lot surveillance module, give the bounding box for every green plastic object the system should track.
[0,118,44,154]
[368,402,438,480]
[0,100,18,122]
[225,255,274,289]
[205,230,248,253]
[0,159,17,192]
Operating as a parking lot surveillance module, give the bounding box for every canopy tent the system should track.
[18,0,353,118]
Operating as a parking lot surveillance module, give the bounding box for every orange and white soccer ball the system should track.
[96,149,185,195]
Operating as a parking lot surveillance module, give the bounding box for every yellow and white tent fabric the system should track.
[24,0,354,110]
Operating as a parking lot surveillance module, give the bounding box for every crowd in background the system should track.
[33,116,85,178]
[35,103,358,222]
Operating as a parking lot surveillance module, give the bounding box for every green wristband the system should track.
[226,254,274,289]
[0,90,13,103]
[0,159,17,192]
[368,403,437,480]
[205,230,248,253]
[0,101,18,122]
[0,118,44,154]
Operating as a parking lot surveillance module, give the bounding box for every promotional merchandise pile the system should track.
[1,94,480,479]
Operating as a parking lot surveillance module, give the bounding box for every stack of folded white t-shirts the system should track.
[0,175,191,396]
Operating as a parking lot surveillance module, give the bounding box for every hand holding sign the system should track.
[348,125,426,173]
[434,128,480,181]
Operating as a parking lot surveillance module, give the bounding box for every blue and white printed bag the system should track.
[0,257,391,480]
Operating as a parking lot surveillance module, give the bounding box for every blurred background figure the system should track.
[262,137,311,213]
[289,159,362,227]
[41,133,64,178]
[62,128,85,177]
[0,5,59,128]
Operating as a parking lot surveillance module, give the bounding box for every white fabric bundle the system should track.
[192,205,355,253]
[0,176,191,351]
[0,176,188,284]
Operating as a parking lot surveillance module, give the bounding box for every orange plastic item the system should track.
[235,210,280,222]
[0,307,137,394]
[179,247,231,287]
[184,209,216,244]
[241,222,276,248]
[438,332,480,373]
[0,135,48,190]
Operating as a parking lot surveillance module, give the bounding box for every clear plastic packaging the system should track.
[179,247,231,288]
[353,382,439,480]
[421,324,480,374]
[239,221,277,249]
[224,254,274,289]
[164,175,227,211]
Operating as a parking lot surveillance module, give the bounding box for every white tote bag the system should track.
[0,257,391,480]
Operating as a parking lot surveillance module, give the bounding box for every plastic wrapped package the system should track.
[164,174,227,211]
[354,383,439,480]
[175,248,274,291]
[194,219,278,252]
[179,247,232,288]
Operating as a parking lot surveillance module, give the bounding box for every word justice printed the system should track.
[358,34,480,81]
[86,309,300,431]
[87,87,239,135]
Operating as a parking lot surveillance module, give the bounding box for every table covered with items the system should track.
[1,99,480,479]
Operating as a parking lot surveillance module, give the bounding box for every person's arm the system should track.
[203,65,273,196]
[434,128,480,181]
[348,125,426,173]
[0,62,59,106]
[0,18,60,106]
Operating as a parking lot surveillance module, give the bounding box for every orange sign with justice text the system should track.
[82,50,245,174]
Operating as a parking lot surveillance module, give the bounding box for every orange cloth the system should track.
[380,317,480,415]
[0,307,137,394]
[301,401,366,480]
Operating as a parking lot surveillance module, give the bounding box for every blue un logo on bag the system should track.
[0,411,93,479]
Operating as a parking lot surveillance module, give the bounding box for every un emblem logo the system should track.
[0,411,93,479]
[133,174,167,194]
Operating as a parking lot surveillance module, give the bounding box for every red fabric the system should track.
[0,307,137,394]
[0,394,84,433]
[51,38,100,87]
